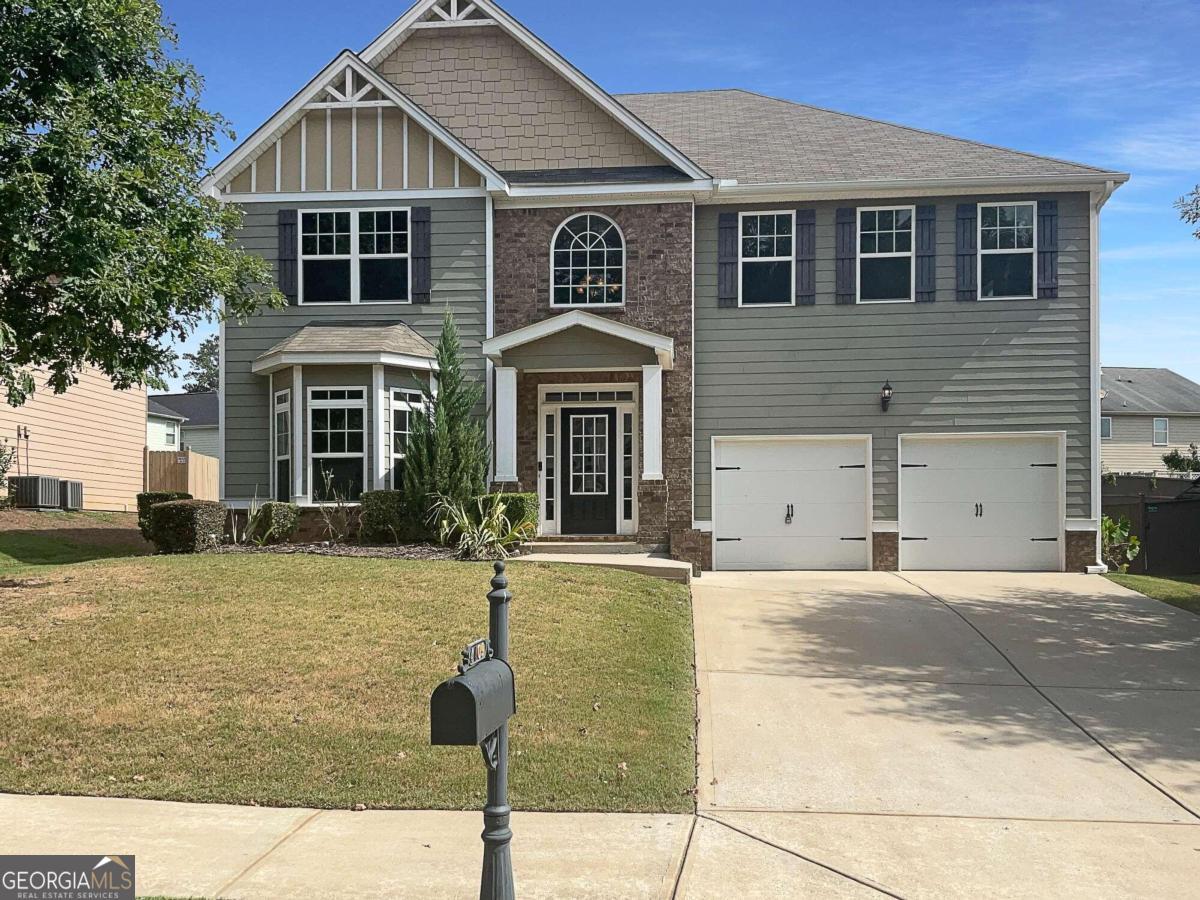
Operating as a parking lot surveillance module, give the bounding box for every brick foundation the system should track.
[637,480,669,546]
[671,528,713,576]
[872,532,899,571]
[1065,529,1100,572]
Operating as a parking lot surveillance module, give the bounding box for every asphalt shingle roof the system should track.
[615,89,1121,186]
[147,398,187,422]
[150,392,218,427]
[259,321,436,360]
[1102,368,1200,415]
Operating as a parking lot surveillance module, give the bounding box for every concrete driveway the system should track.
[679,572,1200,898]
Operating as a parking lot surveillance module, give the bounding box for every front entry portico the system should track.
[482,310,674,539]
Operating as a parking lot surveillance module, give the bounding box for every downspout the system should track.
[1089,180,1117,573]
[485,192,496,486]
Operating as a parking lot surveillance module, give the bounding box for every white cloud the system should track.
[1102,242,1200,262]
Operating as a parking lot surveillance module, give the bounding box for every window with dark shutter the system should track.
[1037,199,1059,299]
[835,208,856,304]
[795,209,816,305]
[955,203,978,301]
[739,212,795,305]
[915,205,936,302]
[277,210,298,304]
[717,212,738,308]
[979,201,1036,300]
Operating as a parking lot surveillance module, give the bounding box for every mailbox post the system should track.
[430,561,516,900]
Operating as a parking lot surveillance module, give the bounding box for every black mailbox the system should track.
[430,658,516,746]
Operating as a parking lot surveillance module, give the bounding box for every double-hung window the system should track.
[274,389,292,502]
[858,207,914,303]
[300,209,409,304]
[309,388,367,502]
[1153,417,1169,447]
[739,212,794,305]
[390,389,424,489]
[1100,416,1112,441]
[979,202,1036,299]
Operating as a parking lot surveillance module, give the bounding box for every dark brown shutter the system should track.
[834,208,856,304]
[411,206,432,304]
[915,205,936,303]
[277,209,298,304]
[1037,199,1059,299]
[795,209,816,306]
[718,212,738,308]
[955,203,977,301]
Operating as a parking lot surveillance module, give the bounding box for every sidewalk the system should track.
[0,794,694,899]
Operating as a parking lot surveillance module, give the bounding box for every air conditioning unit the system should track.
[10,475,62,509]
[60,480,84,511]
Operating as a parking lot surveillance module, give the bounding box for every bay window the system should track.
[390,389,424,489]
[309,388,367,502]
[274,389,291,502]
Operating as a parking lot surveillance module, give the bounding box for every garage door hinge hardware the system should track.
[715,466,741,471]
[1031,537,1059,542]
[902,463,928,469]
[840,537,867,541]
[716,537,742,542]
[902,537,928,541]
[839,464,866,469]
[1030,463,1058,468]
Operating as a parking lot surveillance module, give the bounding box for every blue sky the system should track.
[162,0,1200,388]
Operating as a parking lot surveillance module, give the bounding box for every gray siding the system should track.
[502,326,657,371]
[694,192,1094,522]
[182,425,220,459]
[224,196,486,500]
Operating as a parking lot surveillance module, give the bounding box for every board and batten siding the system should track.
[694,192,1094,522]
[0,367,147,511]
[1102,414,1200,474]
[224,196,486,500]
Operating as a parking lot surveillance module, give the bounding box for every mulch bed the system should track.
[210,542,458,561]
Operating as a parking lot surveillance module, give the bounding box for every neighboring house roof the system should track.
[616,89,1125,187]
[1102,368,1200,415]
[147,398,186,422]
[150,393,218,428]
[252,321,438,375]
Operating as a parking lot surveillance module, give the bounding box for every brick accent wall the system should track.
[378,29,664,172]
[872,532,899,571]
[672,529,713,576]
[1065,529,1100,572]
[495,203,694,546]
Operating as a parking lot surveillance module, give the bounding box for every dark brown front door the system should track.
[560,407,617,535]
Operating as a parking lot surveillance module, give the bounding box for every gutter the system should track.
[704,172,1130,203]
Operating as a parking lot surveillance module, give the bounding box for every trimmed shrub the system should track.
[479,492,538,531]
[137,491,191,539]
[359,490,408,543]
[249,502,300,545]
[147,500,226,554]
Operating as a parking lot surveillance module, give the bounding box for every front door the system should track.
[560,407,618,535]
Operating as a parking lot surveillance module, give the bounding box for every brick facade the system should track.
[494,203,694,553]
[872,532,899,571]
[1065,529,1100,572]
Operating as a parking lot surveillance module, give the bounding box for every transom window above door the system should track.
[739,212,794,306]
[979,202,1036,300]
[858,207,913,303]
[551,213,625,307]
[300,209,409,304]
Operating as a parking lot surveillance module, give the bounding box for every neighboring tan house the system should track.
[149,393,221,459]
[204,0,1127,573]
[1102,368,1200,475]
[0,367,146,511]
[146,399,185,451]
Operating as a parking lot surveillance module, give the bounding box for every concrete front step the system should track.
[512,552,693,584]
[526,540,657,556]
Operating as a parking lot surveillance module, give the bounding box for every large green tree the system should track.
[0,0,280,406]
[181,334,219,393]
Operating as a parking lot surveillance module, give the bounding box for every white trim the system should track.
[1153,417,1170,446]
[297,206,411,305]
[360,0,709,182]
[427,133,434,188]
[495,367,518,481]
[351,107,358,191]
[642,365,663,480]
[482,309,674,370]
[856,205,916,305]
[218,316,227,500]
[692,520,713,532]
[274,139,282,192]
[1090,182,1117,568]
[292,366,304,500]
[273,385,292,502]
[501,180,715,202]
[307,385,369,503]
[702,174,1129,205]
[373,364,386,489]
[300,115,307,192]
[897,431,1067,573]
[1065,518,1100,532]
[253,350,438,376]
[268,371,275,499]
[710,434,875,572]
[402,115,409,190]
[325,107,332,191]
[485,193,495,483]
[250,159,257,193]
[872,521,900,533]
[977,200,1037,301]
[203,50,506,195]
[389,387,425,490]
[737,210,795,308]
[549,212,627,310]
[222,187,486,203]
[690,200,697,528]
[376,107,384,189]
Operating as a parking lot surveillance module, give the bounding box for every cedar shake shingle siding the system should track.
[378,28,666,172]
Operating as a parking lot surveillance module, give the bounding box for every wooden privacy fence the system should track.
[144,449,219,501]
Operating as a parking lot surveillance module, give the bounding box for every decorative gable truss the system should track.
[206,51,505,197]
[419,0,493,25]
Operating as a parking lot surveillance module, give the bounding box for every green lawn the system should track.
[0,509,151,576]
[1108,573,1200,616]
[0,552,696,813]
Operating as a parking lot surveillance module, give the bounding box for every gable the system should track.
[374,13,670,173]
[210,53,501,195]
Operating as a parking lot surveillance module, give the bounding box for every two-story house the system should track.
[1101,367,1200,475]
[205,0,1126,573]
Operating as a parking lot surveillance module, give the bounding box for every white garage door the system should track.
[900,434,1062,571]
[713,437,870,570]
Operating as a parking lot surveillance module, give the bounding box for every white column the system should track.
[373,364,387,490]
[642,364,663,481]
[495,367,517,482]
[292,365,304,501]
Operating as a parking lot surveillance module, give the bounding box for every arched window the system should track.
[551,213,625,307]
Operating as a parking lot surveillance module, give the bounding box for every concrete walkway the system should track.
[689,571,1200,898]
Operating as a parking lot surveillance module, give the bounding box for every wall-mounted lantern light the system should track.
[880,381,894,412]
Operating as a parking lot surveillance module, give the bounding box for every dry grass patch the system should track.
[0,555,695,813]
